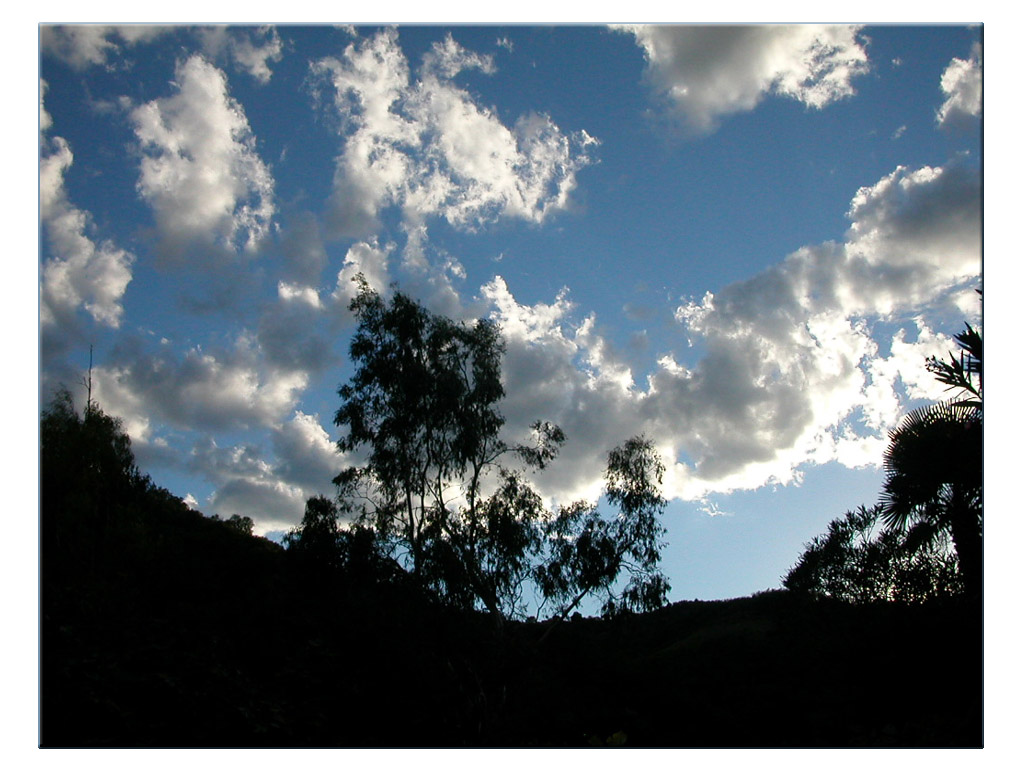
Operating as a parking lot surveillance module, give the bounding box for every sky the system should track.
[38,22,983,603]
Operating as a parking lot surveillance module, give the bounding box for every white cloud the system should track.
[937,43,982,130]
[621,25,870,134]
[332,239,393,304]
[189,438,308,531]
[314,29,597,246]
[480,277,643,505]
[277,211,329,286]
[198,26,284,84]
[472,157,979,508]
[843,162,981,307]
[40,25,168,69]
[256,284,336,374]
[131,54,275,261]
[663,157,979,490]
[93,336,307,437]
[40,79,52,131]
[39,135,134,340]
[272,411,349,493]
[184,410,349,533]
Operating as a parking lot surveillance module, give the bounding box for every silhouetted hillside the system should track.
[40,498,981,747]
[40,393,981,747]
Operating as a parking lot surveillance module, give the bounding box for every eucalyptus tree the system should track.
[535,436,669,627]
[332,276,669,622]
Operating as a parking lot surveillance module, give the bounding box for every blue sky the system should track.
[39,23,982,602]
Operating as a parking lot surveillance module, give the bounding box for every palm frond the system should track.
[880,401,982,530]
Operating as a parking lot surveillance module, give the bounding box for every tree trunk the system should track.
[949,494,982,599]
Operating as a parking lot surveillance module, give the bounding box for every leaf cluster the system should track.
[925,321,982,409]
[783,505,963,604]
[535,437,669,620]
[785,315,982,603]
[327,278,670,623]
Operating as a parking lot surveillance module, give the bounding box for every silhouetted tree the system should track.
[536,436,669,624]
[926,321,982,410]
[783,504,962,603]
[881,403,982,597]
[41,386,149,543]
[785,318,983,603]
[332,277,669,622]
[881,322,982,597]
[226,514,255,536]
[284,495,345,569]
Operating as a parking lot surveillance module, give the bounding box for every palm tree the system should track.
[880,321,982,597]
[881,402,982,596]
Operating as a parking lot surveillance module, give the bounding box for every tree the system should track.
[284,495,343,568]
[880,402,982,597]
[784,318,982,603]
[535,436,669,624]
[333,276,560,619]
[332,277,669,622]
[41,386,149,534]
[783,504,963,603]
[226,514,255,536]
[926,321,982,410]
[880,321,982,597]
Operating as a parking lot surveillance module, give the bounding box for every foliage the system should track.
[925,320,982,409]
[212,513,255,536]
[880,400,982,595]
[41,387,146,499]
[783,505,963,603]
[284,494,402,586]
[39,391,979,747]
[332,277,668,621]
[284,495,345,568]
[882,320,982,595]
[40,386,152,556]
[536,436,669,621]
[785,317,982,602]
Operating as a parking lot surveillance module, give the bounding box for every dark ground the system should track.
[40,489,982,748]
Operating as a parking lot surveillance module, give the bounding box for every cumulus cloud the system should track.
[40,25,168,69]
[83,156,976,528]
[188,438,307,530]
[197,26,284,84]
[185,411,348,532]
[936,43,982,130]
[40,79,52,131]
[621,25,870,134]
[480,277,645,504]
[39,129,134,353]
[93,334,307,439]
[272,411,349,494]
[131,54,275,261]
[474,157,979,508]
[332,239,394,304]
[313,29,597,244]
[664,158,979,490]
[256,281,336,374]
